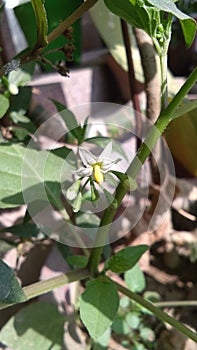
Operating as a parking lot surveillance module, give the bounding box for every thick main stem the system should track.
[87,67,197,275]
[160,53,168,110]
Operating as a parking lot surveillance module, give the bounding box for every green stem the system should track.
[47,0,99,44]
[115,281,197,343]
[87,66,197,276]
[154,300,197,308]
[0,268,89,311]
[159,53,168,110]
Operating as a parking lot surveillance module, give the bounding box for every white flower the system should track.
[73,142,121,184]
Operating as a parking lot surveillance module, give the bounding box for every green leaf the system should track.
[125,312,140,330]
[0,259,26,304]
[0,223,45,238]
[106,245,148,273]
[139,327,155,342]
[31,0,48,49]
[112,315,130,335]
[93,328,111,350]
[80,276,119,340]
[66,255,88,268]
[104,0,158,39]
[0,95,9,119]
[147,0,196,47]
[119,296,130,309]
[10,86,32,114]
[171,100,197,120]
[124,263,146,292]
[0,143,67,211]
[0,302,65,350]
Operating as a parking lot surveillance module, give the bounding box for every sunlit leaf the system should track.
[80,276,119,339]
[124,263,146,292]
[106,245,148,273]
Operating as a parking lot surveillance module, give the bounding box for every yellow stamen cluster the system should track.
[93,164,104,184]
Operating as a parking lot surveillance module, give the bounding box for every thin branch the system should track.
[0,268,89,311]
[47,0,99,44]
[115,281,197,343]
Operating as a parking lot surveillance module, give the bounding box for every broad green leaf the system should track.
[171,100,197,120]
[66,255,88,268]
[0,95,9,119]
[0,143,67,211]
[106,245,148,273]
[124,263,146,292]
[10,86,32,115]
[31,0,48,49]
[80,276,119,340]
[0,302,65,350]
[93,328,111,350]
[0,259,26,304]
[104,0,156,32]
[0,223,45,238]
[112,315,130,335]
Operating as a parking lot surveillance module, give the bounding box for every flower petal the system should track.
[99,141,113,159]
[101,158,121,172]
[79,147,96,167]
[72,166,92,177]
